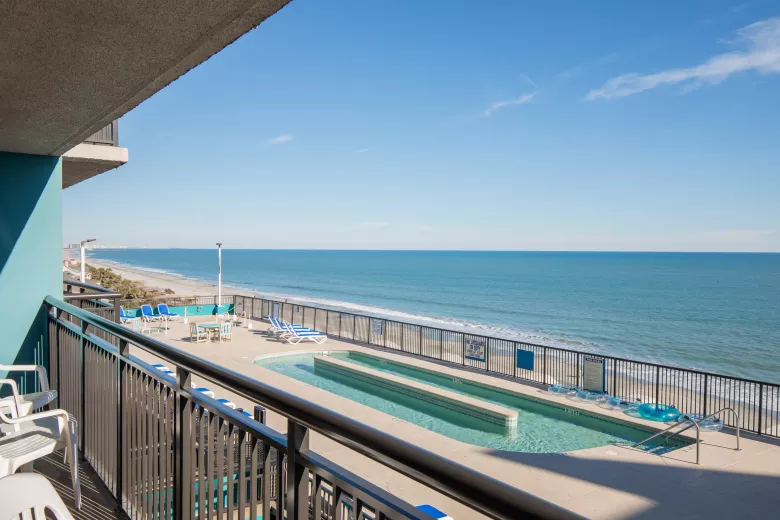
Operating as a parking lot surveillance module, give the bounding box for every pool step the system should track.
[314,356,519,428]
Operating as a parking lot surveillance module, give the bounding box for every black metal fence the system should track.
[45,296,576,520]
[63,278,121,327]
[234,295,780,439]
[121,295,234,309]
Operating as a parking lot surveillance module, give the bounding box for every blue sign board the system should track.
[516,349,535,371]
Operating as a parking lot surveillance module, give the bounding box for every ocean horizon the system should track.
[88,248,780,384]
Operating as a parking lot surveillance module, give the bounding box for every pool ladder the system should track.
[631,407,741,464]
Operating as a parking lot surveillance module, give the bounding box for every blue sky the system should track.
[63,1,780,252]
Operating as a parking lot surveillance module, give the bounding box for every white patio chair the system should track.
[218,322,232,343]
[190,322,208,343]
[0,364,57,417]
[0,382,80,509]
[0,473,76,520]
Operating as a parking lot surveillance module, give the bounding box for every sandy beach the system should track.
[88,258,255,298]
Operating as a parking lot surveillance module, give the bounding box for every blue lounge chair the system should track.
[140,304,161,322]
[157,303,180,321]
[216,398,236,409]
[119,306,135,324]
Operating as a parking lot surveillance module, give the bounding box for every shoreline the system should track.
[88,259,260,299]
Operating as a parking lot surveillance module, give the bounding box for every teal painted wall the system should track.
[124,304,234,318]
[0,152,62,375]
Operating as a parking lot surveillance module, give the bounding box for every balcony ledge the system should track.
[62,143,129,187]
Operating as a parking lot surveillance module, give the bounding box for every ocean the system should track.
[88,249,780,383]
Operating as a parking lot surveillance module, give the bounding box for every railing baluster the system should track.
[174,368,193,520]
[262,443,273,520]
[286,419,310,520]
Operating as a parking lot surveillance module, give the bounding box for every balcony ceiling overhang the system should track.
[0,0,290,157]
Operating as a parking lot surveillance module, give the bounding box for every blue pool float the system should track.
[601,396,642,411]
[547,384,576,395]
[637,403,681,422]
[677,413,724,432]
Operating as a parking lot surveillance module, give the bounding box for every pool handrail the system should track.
[631,407,741,464]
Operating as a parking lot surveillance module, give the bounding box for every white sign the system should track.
[582,356,606,393]
[465,338,486,362]
[372,319,384,335]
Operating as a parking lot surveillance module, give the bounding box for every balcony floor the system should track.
[36,452,127,520]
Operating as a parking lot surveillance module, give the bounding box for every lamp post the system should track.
[216,243,222,305]
[80,238,96,282]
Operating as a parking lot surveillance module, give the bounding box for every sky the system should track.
[63,0,780,252]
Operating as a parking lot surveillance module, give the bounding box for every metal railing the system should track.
[234,295,780,439]
[83,120,119,146]
[63,278,121,325]
[44,296,579,520]
[121,295,234,309]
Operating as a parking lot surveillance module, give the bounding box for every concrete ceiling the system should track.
[0,0,290,156]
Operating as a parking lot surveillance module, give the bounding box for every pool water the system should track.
[256,352,687,454]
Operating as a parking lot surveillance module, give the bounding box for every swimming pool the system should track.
[255,351,687,454]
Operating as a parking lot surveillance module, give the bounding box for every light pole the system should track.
[80,238,96,282]
[216,243,222,305]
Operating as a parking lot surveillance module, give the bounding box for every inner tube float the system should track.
[567,389,608,403]
[547,384,576,395]
[677,413,724,432]
[601,396,642,411]
[637,403,681,422]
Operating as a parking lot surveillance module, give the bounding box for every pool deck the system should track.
[130,318,780,519]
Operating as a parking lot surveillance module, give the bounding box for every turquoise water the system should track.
[256,352,686,454]
[89,249,780,382]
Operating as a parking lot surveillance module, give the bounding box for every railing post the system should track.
[254,405,266,424]
[419,327,423,356]
[338,313,342,337]
[486,338,490,372]
[286,419,310,520]
[758,383,764,435]
[462,335,466,365]
[655,366,661,405]
[112,296,120,324]
[116,339,129,509]
[576,352,582,388]
[80,321,87,454]
[174,368,193,520]
[353,315,356,340]
[542,347,547,385]
[703,374,709,417]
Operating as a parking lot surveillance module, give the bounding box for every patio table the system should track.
[198,322,221,342]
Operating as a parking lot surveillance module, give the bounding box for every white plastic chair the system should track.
[0,472,75,519]
[0,364,57,417]
[0,383,80,509]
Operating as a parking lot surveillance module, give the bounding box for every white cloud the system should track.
[357,148,369,153]
[482,91,537,117]
[586,17,780,100]
[267,134,294,144]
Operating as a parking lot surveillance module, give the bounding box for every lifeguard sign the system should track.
[582,356,606,393]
